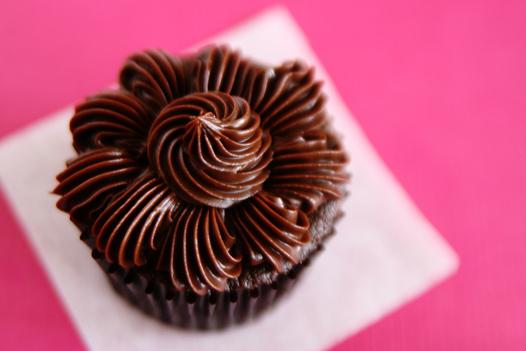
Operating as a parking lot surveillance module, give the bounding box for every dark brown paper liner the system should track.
[89,243,324,330]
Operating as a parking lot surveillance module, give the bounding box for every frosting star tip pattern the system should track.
[54,45,348,295]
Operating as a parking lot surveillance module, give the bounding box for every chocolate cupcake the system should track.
[54,45,349,329]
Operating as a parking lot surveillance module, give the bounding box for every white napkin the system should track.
[0,6,458,351]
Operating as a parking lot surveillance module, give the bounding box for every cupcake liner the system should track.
[86,235,326,330]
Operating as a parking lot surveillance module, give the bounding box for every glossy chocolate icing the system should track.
[55,45,348,296]
[148,92,272,208]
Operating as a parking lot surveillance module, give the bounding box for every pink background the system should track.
[1,0,525,349]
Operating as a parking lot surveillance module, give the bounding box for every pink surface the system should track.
[0,0,525,350]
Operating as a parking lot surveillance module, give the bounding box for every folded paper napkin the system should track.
[0,7,458,351]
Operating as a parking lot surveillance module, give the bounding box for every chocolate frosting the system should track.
[148,92,272,208]
[55,45,348,295]
[157,205,242,295]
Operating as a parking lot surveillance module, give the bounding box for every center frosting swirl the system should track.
[147,92,272,208]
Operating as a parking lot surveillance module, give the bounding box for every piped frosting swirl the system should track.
[147,92,272,208]
[54,45,348,295]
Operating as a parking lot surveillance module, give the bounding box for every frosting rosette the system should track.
[55,45,348,296]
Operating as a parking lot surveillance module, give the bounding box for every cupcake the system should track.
[54,45,349,329]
